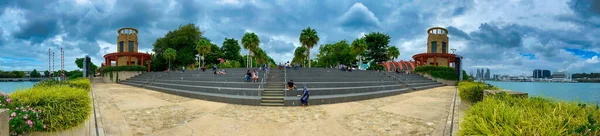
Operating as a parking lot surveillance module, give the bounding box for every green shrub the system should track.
[462,70,469,81]
[218,61,241,68]
[458,82,499,103]
[414,66,458,80]
[10,86,91,132]
[0,92,46,136]
[99,65,146,73]
[460,93,600,135]
[67,72,83,80]
[367,62,385,71]
[67,78,91,91]
[33,80,68,88]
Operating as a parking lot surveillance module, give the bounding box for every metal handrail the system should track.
[284,64,287,98]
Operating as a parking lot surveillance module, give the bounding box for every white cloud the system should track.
[585,56,599,64]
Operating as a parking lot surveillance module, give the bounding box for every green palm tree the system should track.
[242,32,260,68]
[163,48,177,71]
[351,38,367,68]
[387,46,400,61]
[293,46,308,67]
[299,27,319,68]
[196,39,212,67]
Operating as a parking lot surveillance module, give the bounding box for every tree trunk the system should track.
[308,49,311,68]
[168,60,171,71]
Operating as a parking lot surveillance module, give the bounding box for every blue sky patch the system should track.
[519,53,535,60]
[565,48,599,59]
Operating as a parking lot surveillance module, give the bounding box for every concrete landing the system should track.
[93,82,462,136]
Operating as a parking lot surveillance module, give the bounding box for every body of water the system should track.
[487,81,600,103]
[0,81,37,94]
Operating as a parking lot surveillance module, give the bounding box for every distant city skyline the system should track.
[0,0,598,75]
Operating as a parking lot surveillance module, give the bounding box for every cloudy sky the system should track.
[0,0,599,76]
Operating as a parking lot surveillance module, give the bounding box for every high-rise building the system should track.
[533,69,541,78]
[542,70,551,79]
[486,68,490,80]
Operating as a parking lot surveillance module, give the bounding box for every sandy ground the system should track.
[91,81,462,136]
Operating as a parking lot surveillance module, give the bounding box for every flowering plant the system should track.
[0,92,46,136]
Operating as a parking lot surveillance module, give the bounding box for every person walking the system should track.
[300,86,310,106]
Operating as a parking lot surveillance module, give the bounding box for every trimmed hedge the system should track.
[10,85,91,131]
[414,66,458,80]
[458,82,499,103]
[99,65,146,73]
[460,92,600,135]
[67,78,91,91]
[9,79,92,132]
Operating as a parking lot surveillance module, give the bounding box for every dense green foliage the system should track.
[572,73,600,78]
[0,93,46,136]
[366,62,385,71]
[460,92,600,135]
[151,24,204,71]
[221,38,242,63]
[74,58,98,73]
[195,39,212,66]
[242,32,260,68]
[414,66,459,80]
[364,32,391,63]
[66,78,91,91]
[217,60,242,68]
[458,82,499,103]
[299,27,320,68]
[7,79,91,133]
[314,40,357,68]
[462,70,469,81]
[292,46,308,67]
[0,70,26,78]
[387,46,400,60]
[163,48,177,70]
[99,66,146,73]
[30,69,41,78]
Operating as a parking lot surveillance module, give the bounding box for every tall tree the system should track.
[221,38,242,62]
[314,40,356,67]
[299,27,320,68]
[195,39,212,67]
[351,38,367,69]
[152,24,204,71]
[242,32,260,68]
[364,32,391,63]
[292,46,308,67]
[44,70,50,77]
[163,48,177,70]
[30,69,41,78]
[387,46,400,61]
[254,48,269,66]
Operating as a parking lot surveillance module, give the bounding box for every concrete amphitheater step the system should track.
[260,103,284,106]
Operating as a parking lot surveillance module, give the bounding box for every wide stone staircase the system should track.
[119,67,446,106]
[383,72,445,90]
[120,68,265,105]
[261,69,285,106]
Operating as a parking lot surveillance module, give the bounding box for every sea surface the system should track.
[487,81,600,103]
[0,81,37,94]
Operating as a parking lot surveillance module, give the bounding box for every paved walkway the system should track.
[92,82,462,136]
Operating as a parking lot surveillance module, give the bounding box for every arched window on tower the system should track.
[119,41,124,52]
[442,42,447,54]
[431,41,437,53]
[128,41,134,52]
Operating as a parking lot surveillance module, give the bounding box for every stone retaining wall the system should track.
[102,71,142,83]
[1,109,7,136]
[419,73,458,86]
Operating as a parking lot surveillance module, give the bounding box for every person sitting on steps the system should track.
[252,70,259,83]
[201,65,206,72]
[287,80,296,90]
[245,70,252,82]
